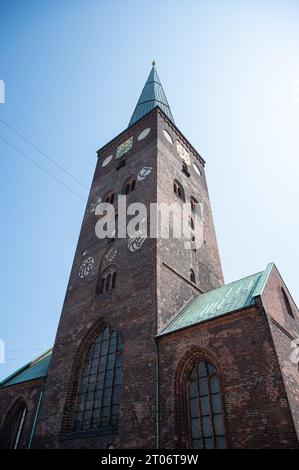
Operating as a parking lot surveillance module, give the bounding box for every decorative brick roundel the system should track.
[102,155,113,167]
[163,129,173,144]
[105,247,118,262]
[78,256,95,279]
[137,128,151,141]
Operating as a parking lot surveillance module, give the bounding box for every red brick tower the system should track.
[1,65,298,450]
[30,64,224,448]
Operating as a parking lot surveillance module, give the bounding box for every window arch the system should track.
[103,190,115,205]
[190,197,198,213]
[0,399,28,449]
[73,325,123,432]
[122,176,136,195]
[182,161,190,177]
[188,360,226,449]
[281,287,295,318]
[96,267,117,295]
[173,180,185,201]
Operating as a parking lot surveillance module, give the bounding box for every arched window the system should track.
[123,176,136,195]
[188,360,226,449]
[189,217,195,230]
[182,161,190,177]
[104,191,115,205]
[174,180,185,201]
[97,268,117,295]
[190,269,196,284]
[191,235,197,252]
[190,197,198,213]
[1,401,28,449]
[282,288,294,318]
[73,325,123,432]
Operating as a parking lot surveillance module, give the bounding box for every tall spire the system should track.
[128,62,175,127]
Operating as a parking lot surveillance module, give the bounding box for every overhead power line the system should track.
[0,118,89,191]
[0,135,87,202]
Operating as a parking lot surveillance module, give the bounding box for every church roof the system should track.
[128,63,175,127]
[0,349,52,388]
[159,263,274,336]
[0,265,275,386]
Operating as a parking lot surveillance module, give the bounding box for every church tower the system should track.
[31,64,224,448]
[1,64,299,450]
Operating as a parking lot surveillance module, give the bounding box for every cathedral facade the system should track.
[0,65,298,449]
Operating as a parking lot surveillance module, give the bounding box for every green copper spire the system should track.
[128,62,175,127]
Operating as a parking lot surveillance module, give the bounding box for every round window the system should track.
[102,155,113,167]
[193,162,201,176]
[137,128,151,141]
[163,129,173,144]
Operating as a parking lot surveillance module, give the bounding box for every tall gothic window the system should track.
[188,360,226,449]
[8,402,27,449]
[73,325,123,432]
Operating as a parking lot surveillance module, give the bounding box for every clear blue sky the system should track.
[1,0,299,379]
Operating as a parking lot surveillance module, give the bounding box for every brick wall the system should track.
[156,111,224,331]
[32,110,160,448]
[0,379,43,448]
[158,307,298,449]
[260,265,299,441]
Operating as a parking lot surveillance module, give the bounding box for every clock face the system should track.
[116,137,133,159]
[102,155,113,167]
[163,129,173,144]
[78,256,94,279]
[177,141,190,165]
[193,162,201,176]
[137,128,150,141]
